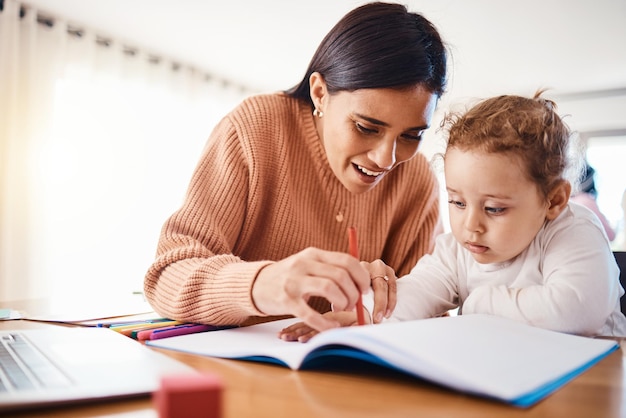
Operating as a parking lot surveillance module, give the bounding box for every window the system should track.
[584,131,626,250]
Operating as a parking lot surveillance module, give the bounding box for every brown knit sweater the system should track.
[144,93,440,326]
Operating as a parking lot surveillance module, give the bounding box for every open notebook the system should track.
[147,314,619,407]
[0,326,196,413]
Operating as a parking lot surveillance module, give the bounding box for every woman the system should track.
[144,2,448,331]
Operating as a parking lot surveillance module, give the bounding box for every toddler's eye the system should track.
[485,207,505,214]
[448,199,465,209]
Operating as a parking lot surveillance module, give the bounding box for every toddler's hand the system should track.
[278,311,367,343]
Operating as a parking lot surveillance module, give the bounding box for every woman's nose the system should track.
[368,138,396,169]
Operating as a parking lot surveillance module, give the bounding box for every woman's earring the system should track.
[313,108,324,118]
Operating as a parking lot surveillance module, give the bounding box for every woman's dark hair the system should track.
[285,2,448,105]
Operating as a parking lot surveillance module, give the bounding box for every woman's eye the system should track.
[355,122,377,135]
[448,199,465,209]
[402,132,423,142]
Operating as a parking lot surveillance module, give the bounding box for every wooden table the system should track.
[2,319,625,418]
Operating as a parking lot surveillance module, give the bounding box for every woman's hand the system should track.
[362,259,397,323]
[278,311,366,343]
[252,247,370,332]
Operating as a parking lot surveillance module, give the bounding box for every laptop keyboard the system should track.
[0,333,73,392]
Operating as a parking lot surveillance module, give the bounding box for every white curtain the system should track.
[0,0,250,303]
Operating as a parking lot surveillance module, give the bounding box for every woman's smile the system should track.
[353,163,384,184]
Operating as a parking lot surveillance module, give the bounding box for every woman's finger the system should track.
[371,275,389,323]
[384,269,398,318]
[367,259,390,322]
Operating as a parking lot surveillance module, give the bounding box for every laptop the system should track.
[0,325,198,413]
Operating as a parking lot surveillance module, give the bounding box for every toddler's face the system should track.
[445,148,549,264]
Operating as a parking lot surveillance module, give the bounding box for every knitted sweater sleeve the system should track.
[403,171,441,274]
[144,115,271,325]
[383,155,442,277]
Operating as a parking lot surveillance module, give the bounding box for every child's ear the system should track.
[546,180,572,220]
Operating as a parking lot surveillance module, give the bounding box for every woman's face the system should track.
[311,76,437,194]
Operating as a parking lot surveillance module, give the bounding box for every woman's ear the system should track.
[309,72,327,112]
[546,180,572,220]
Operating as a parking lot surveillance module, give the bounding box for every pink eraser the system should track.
[153,373,223,418]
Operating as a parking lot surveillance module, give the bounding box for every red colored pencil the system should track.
[348,226,365,326]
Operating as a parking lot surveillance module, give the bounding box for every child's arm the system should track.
[462,216,620,336]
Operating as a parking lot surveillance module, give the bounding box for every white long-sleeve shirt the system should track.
[383,202,626,337]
